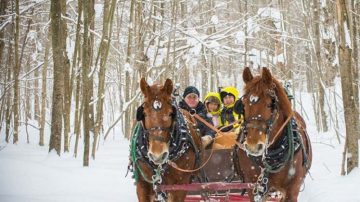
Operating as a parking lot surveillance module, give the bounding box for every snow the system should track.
[94,4,104,18]
[257,7,282,30]
[1,80,360,202]
[124,62,133,73]
[235,31,245,45]
[344,22,352,48]
[211,15,219,25]
[0,126,137,202]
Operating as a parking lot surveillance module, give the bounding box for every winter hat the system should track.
[204,92,221,105]
[183,86,200,98]
[204,92,222,115]
[220,86,239,103]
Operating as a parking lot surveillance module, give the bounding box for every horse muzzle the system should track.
[243,142,265,156]
[147,150,169,165]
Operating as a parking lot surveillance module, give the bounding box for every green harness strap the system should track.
[130,122,163,184]
[130,122,141,182]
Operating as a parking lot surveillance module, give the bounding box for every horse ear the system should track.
[140,77,150,96]
[243,67,253,84]
[261,67,273,84]
[162,79,173,96]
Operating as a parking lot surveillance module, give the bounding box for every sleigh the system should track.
[158,131,281,202]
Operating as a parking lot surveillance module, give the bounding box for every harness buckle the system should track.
[189,109,196,116]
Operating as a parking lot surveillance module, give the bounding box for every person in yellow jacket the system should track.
[219,86,243,132]
[204,92,222,128]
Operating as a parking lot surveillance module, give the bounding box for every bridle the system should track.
[141,101,176,144]
[239,83,280,149]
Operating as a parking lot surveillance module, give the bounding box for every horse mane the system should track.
[244,74,293,117]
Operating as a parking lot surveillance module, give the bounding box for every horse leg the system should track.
[280,181,302,202]
[136,180,153,202]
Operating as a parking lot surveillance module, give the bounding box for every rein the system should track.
[267,113,293,147]
[168,111,217,173]
[168,111,243,173]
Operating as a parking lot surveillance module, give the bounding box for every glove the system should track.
[219,125,234,132]
[201,135,213,149]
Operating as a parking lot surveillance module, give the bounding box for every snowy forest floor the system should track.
[0,124,359,202]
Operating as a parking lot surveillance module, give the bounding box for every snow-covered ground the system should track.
[0,132,136,202]
[1,129,359,202]
[0,88,359,202]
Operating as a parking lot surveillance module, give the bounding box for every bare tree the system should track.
[39,30,51,146]
[336,0,360,174]
[313,0,328,132]
[73,0,83,158]
[82,0,94,166]
[49,0,68,155]
[13,0,20,144]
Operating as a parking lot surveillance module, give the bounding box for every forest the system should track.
[0,0,359,177]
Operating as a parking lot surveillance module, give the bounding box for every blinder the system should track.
[240,89,279,144]
[136,102,178,143]
[136,104,177,122]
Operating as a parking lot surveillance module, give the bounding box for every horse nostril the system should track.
[161,152,169,161]
[257,144,264,151]
[244,143,249,151]
[148,152,154,161]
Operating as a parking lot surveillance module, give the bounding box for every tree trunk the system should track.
[34,68,40,122]
[13,0,20,144]
[49,0,67,155]
[61,0,71,153]
[313,0,328,132]
[39,30,51,146]
[92,0,116,159]
[351,0,359,113]
[82,0,92,166]
[124,0,135,138]
[73,0,83,158]
[336,0,360,174]
[5,43,12,143]
[88,0,95,132]
[0,0,8,67]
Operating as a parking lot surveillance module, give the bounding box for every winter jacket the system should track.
[219,86,243,131]
[178,100,216,138]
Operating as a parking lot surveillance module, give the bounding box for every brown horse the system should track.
[133,78,202,202]
[235,67,312,202]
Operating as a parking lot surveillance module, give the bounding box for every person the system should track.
[219,86,243,132]
[179,86,215,147]
[204,92,222,128]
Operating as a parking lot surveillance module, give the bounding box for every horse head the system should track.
[140,78,176,165]
[241,67,293,156]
